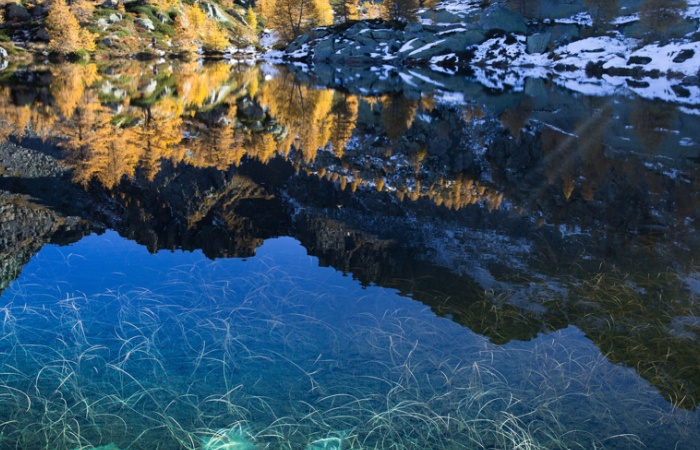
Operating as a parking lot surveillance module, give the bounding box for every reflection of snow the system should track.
[469,35,700,105]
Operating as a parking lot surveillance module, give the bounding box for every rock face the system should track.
[5,2,30,21]
[135,17,155,32]
[286,21,484,65]
[283,4,551,66]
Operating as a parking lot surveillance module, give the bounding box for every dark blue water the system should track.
[0,230,696,449]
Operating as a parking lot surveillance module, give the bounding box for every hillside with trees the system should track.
[0,0,259,59]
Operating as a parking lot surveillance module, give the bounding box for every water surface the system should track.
[0,60,698,449]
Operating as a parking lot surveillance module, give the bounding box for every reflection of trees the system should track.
[630,100,678,153]
[259,71,334,162]
[381,95,418,140]
[499,97,532,142]
[583,0,618,32]
[137,101,184,180]
[640,0,688,41]
[328,93,359,157]
[51,64,101,120]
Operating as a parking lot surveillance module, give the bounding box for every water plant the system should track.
[0,246,697,450]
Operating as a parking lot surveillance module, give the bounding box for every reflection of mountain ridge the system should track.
[0,61,699,410]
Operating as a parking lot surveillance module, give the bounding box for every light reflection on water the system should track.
[0,231,696,449]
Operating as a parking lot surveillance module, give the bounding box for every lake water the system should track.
[0,60,698,449]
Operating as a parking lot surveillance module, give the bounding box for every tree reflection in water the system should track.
[0,60,698,417]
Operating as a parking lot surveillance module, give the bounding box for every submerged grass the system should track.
[0,260,696,449]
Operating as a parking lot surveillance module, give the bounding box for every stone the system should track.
[100,0,118,8]
[627,55,652,65]
[34,27,49,42]
[237,97,265,122]
[526,32,551,54]
[549,23,580,45]
[109,13,122,23]
[135,17,155,31]
[404,22,424,35]
[201,2,229,22]
[681,75,699,86]
[31,4,48,18]
[478,4,527,34]
[0,46,7,60]
[672,49,694,63]
[312,37,335,60]
[439,30,484,53]
[531,0,587,20]
[6,3,31,22]
[155,11,170,23]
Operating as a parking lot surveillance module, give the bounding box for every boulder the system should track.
[530,0,586,20]
[135,17,155,31]
[312,36,335,60]
[627,55,652,65]
[201,2,229,22]
[549,23,580,45]
[109,13,123,23]
[101,0,118,8]
[97,18,110,30]
[681,75,699,86]
[478,4,527,34]
[31,4,48,18]
[672,49,694,63]
[155,11,170,23]
[34,27,49,42]
[440,29,484,52]
[6,3,31,21]
[526,32,551,54]
[0,46,7,60]
[237,97,265,122]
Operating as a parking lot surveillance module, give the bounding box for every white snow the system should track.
[408,39,446,57]
[399,38,419,53]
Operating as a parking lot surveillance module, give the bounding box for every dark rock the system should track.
[155,11,170,23]
[478,4,527,34]
[238,97,265,122]
[626,79,650,88]
[672,49,694,63]
[312,37,335,61]
[526,32,551,54]
[671,84,691,98]
[6,3,31,21]
[549,23,580,45]
[31,4,48,18]
[681,75,699,86]
[439,30,485,53]
[34,27,49,42]
[531,0,587,19]
[627,56,652,65]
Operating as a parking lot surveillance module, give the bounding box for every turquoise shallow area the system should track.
[0,231,697,449]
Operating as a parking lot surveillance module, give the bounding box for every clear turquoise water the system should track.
[0,231,697,449]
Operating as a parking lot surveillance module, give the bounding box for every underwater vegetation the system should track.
[0,235,697,449]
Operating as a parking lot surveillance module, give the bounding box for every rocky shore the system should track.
[275,0,700,104]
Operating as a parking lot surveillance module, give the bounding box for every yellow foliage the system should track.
[202,24,230,53]
[46,0,83,53]
[173,7,199,55]
[245,6,257,31]
[51,64,101,119]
